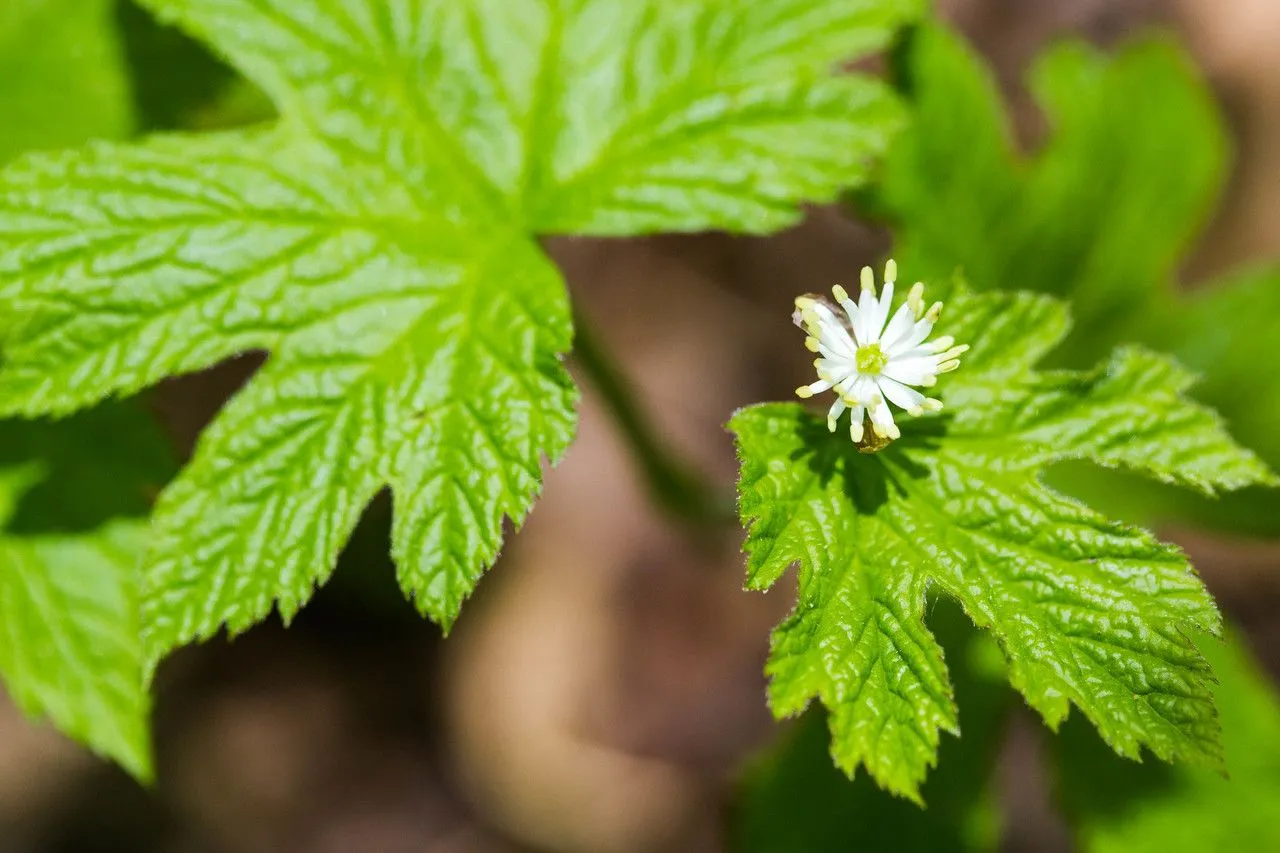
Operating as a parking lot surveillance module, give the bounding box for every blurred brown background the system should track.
[2,1,1278,851]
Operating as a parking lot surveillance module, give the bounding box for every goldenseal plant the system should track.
[733,278,1275,801]
[0,0,1277,819]
[794,260,967,449]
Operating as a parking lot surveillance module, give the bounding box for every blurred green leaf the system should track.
[1053,631,1280,853]
[0,406,172,780]
[116,0,261,131]
[1149,266,1280,534]
[866,24,1225,366]
[1166,267,1280,465]
[733,601,1009,853]
[0,0,133,161]
[864,23,1280,535]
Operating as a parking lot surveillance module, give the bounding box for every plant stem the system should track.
[571,305,734,528]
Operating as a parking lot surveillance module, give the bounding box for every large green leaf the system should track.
[0,0,920,667]
[730,286,1272,800]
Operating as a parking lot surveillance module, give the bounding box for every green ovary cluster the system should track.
[856,342,888,374]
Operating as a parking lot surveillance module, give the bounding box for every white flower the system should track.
[793,260,968,444]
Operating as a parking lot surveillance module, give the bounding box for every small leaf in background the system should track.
[0,0,133,162]
[865,23,1226,364]
[863,22,1280,536]
[1163,267,1280,469]
[1053,632,1280,853]
[1137,265,1280,535]
[116,0,249,132]
[0,405,173,780]
[733,601,1009,852]
[0,0,921,668]
[730,285,1273,800]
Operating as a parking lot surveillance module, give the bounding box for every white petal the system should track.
[873,280,895,342]
[879,300,918,353]
[881,355,941,386]
[854,287,878,345]
[838,296,861,338]
[848,404,867,441]
[811,303,857,357]
[815,357,853,375]
[867,388,901,439]
[826,398,847,432]
[803,377,835,395]
[892,318,935,354]
[846,374,878,405]
[812,339,848,361]
[876,376,926,412]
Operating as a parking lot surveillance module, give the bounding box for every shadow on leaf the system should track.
[788,409,946,515]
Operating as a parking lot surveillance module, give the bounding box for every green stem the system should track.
[571,305,734,528]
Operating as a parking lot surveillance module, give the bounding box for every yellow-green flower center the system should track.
[856,343,887,374]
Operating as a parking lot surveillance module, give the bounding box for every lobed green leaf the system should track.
[734,602,1009,848]
[731,287,1273,801]
[0,0,919,665]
